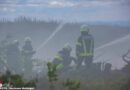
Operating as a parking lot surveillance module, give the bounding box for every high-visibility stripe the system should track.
[55,54,63,61]
[82,39,87,55]
[76,42,82,46]
[82,38,94,53]
[80,29,89,32]
[56,64,64,70]
[79,53,93,57]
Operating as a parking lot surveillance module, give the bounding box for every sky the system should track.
[0,0,130,22]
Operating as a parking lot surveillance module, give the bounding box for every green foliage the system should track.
[0,71,36,88]
[63,79,81,90]
[47,62,58,82]
[47,62,58,90]
[24,80,36,87]
[46,62,81,90]
[0,74,24,87]
[0,75,8,83]
[121,78,130,90]
[10,75,24,87]
[0,70,11,83]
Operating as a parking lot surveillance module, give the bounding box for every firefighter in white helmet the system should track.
[76,25,94,68]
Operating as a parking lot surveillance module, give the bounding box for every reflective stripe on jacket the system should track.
[79,52,93,57]
[55,54,63,61]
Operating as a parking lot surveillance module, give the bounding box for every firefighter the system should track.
[21,37,35,77]
[52,44,75,72]
[76,25,94,68]
[6,40,22,74]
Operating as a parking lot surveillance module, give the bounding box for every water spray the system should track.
[94,34,130,62]
[95,34,130,51]
[36,22,66,52]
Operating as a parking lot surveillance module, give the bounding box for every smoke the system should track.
[36,22,66,52]
[95,34,130,51]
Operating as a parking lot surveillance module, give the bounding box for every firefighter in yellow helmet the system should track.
[52,44,75,73]
[76,25,94,68]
